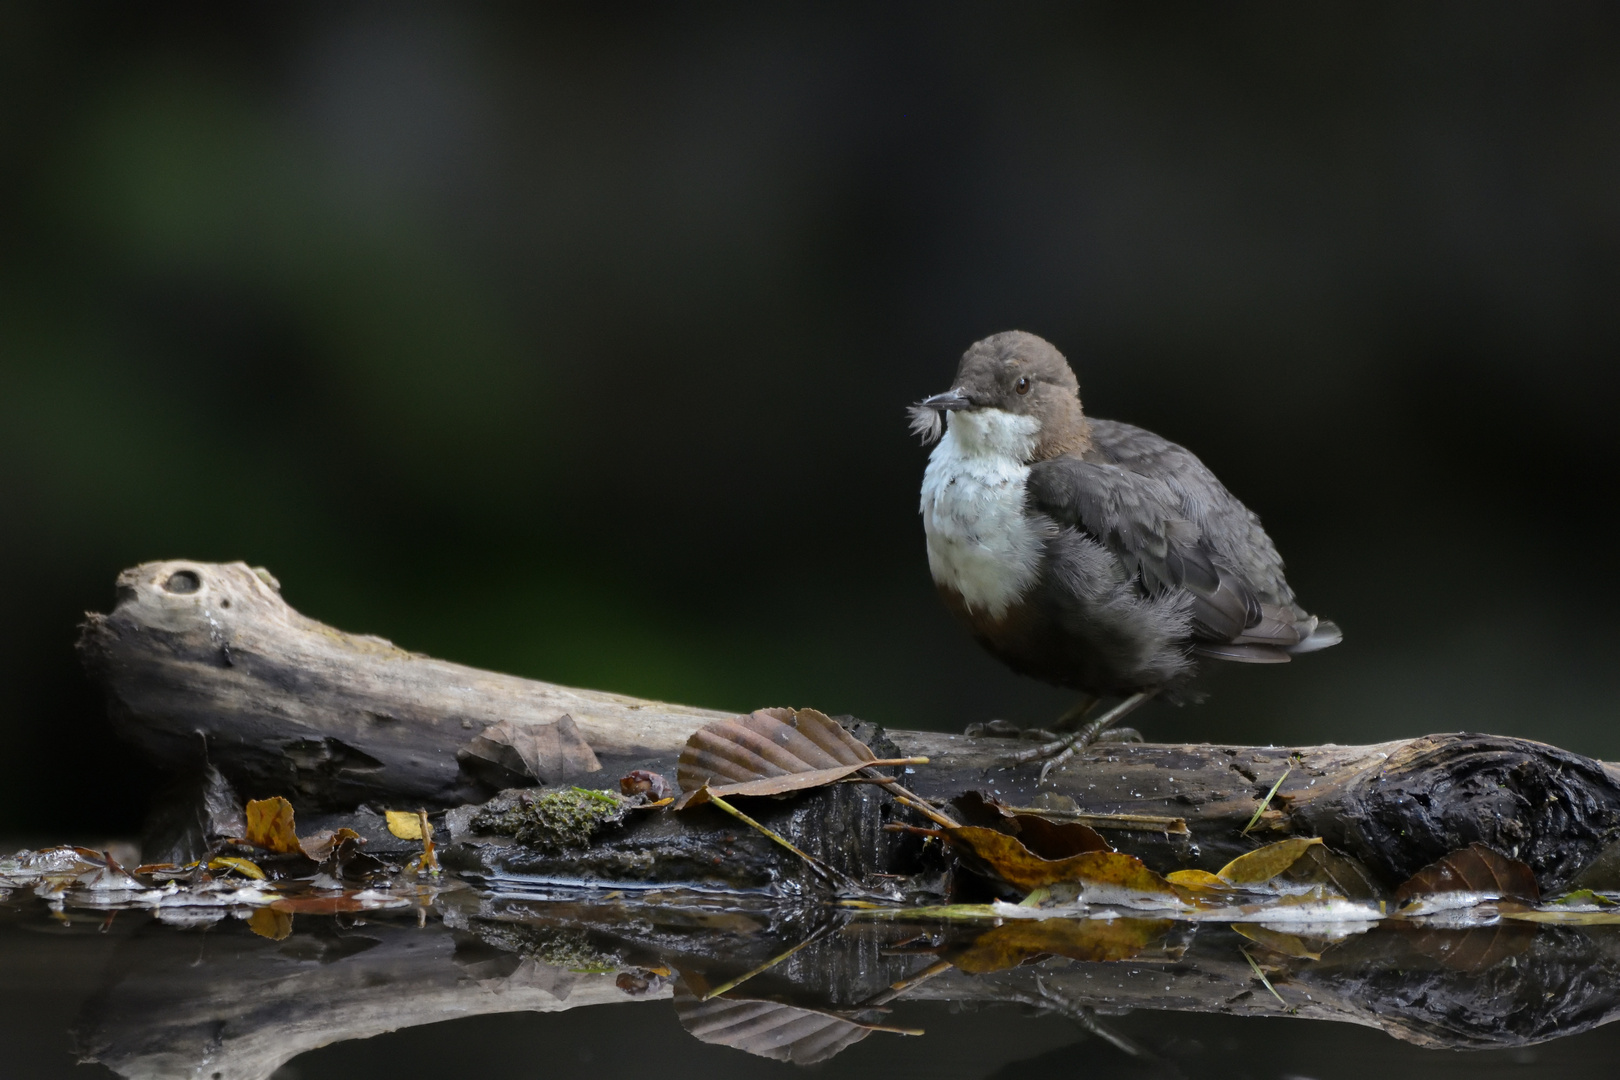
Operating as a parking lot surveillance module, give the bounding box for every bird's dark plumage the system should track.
[915,330,1339,703]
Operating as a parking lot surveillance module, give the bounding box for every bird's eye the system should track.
[1015,376,1031,395]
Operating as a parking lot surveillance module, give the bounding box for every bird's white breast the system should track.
[919,408,1046,619]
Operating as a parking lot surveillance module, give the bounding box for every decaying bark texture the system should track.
[80,560,1620,891]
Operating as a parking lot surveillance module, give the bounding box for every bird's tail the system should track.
[1285,618,1342,654]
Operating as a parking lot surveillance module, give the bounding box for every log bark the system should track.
[79,560,1620,891]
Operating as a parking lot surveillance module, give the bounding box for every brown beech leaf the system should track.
[944,827,1179,897]
[950,917,1172,974]
[675,708,885,808]
[298,828,360,863]
[457,715,601,787]
[243,796,302,855]
[948,791,1110,858]
[1393,843,1540,908]
[1215,837,1324,886]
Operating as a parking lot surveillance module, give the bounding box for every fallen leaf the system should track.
[386,811,424,840]
[207,856,267,881]
[244,797,302,855]
[1546,889,1620,908]
[457,715,601,786]
[944,826,1180,899]
[677,708,918,809]
[247,907,293,940]
[1216,837,1324,886]
[298,828,361,862]
[1393,843,1540,908]
[1232,923,1321,960]
[950,917,1172,973]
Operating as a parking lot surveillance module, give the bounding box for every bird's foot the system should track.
[999,690,1158,783]
[962,718,1026,738]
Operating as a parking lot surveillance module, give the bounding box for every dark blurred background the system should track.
[2,3,1618,835]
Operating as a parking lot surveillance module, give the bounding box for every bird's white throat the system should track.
[919,408,1046,619]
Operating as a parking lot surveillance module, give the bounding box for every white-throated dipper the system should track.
[911,331,1340,776]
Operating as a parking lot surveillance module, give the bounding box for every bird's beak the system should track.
[919,389,973,412]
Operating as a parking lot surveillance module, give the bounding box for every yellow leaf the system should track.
[1217,837,1324,886]
[207,856,266,880]
[1165,869,1227,889]
[247,907,292,940]
[1232,923,1321,960]
[951,918,1173,974]
[386,810,424,840]
[244,797,302,855]
[944,826,1180,900]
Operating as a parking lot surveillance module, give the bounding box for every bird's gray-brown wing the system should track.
[1026,419,1333,661]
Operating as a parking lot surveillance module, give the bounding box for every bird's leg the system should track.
[1001,689,1159,782]
[964,694,1099,741]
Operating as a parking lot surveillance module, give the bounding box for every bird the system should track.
[910,330,1339,778]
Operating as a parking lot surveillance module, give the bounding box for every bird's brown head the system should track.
[909,330,1090,460]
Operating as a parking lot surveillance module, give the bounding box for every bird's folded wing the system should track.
[1025,451,1305,655]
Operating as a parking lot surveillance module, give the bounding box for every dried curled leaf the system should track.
[944,827,1178,899]
[1282,843,1385,901]
[676,708,879,809]
[1394,843,1540,908]
[298,828,361,863]
[456,715,601,786]
[1216,837,1325,886]
[244,797,302,855]
[951,791,1110,859]
[950,917,1172,974]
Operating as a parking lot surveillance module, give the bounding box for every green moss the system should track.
[473,921,620,973]
[470,786,629,852]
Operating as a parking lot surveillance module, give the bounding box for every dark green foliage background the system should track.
[3,3,1617,833]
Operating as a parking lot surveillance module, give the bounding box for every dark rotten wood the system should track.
[79,560,1620,891]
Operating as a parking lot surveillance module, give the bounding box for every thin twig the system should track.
[1241,947,1286,1005]
[705,791,856,890]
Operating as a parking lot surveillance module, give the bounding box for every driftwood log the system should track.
[78,560,1620,892]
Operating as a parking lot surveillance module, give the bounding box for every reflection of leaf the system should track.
[247,907,292,940]
[1216,837,1324,885]
[950,918,1172,974]
[672,985,878,1065]
[1394,843,1539,907]
[386,811,424,840]
[944,827,1179,898]
[1232,924,1321,960]
[1401,922,1535,972]
[207,856,266,881]
[270,895,381,914]
[677,708,916,809]
[244,797,302,855]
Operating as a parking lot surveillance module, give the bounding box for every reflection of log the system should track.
[80,561,1620,890]
[72,889,1620,1080]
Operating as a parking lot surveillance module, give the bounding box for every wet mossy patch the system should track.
[470,786,630,852]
